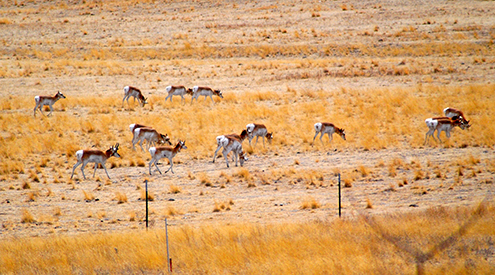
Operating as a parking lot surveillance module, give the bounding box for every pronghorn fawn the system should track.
[122,86,148,107]
[149,140,187,175]
[312,122,346,145]
[70,143,120,180]
[132,127,171,152]
[213,136,247,168]
[191,86,223,103]
[33,91,66,117]
[424,117,466,144]
[246,123,273,148]
[443,107,470,127]
[212,130,248,164]
[165,85,193,103]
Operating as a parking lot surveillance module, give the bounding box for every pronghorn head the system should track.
[266,132,274,143]
[186,88,194,95]
[337,128,346,140]
[56,91,66,99]
[215,90,223,98]
[239,151,248,166]
[140,96,148,106]
[176,140,187,151]
[108,143,121,158]
[159,134,172,145]
[240,129,249,140]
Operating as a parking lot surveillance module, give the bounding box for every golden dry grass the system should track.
[1,204,494,274]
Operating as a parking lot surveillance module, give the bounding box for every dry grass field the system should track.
[1,0,495,273]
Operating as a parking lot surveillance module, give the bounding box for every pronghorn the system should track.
[246,123,273,148]
[443,107,470,127]
[165,85,193,103]
[213,136,247,168]
[33,91,66,117]
[312,122,346,145]
[149,140,187,175]
[70,143,120,179]
[212,130,248,162]
[122,86,148,107]
[191,86,223,103]
[132,127,171,151]
[424,117,466,144]
[129,123,148,135]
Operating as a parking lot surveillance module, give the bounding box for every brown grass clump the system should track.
[169,184,181,194]
[21,209,35,223]
[301,197,321,209]
[115,191,128,204]
[82,190,95,202]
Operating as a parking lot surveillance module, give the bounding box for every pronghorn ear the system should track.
[115,143,119,149]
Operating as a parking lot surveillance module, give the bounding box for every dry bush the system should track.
[82,190,95,202]
[115,191,128,204]
[300,197,321,209]
[169,184,181,194]
[21,209,35,223]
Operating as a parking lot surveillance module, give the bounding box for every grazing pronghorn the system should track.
[213,136,247,168]
[424,117,466,144]
[70,143,120,179]
[132,127,171,151]
[443,107,470,127]
[312,122,346,145]
[165,85,193,103]
[212,130,248,162]
[191,86,223,103]
[149,140,187,175]
[122,86,148,107]
[33,91,66,117]
[246,123,273,148]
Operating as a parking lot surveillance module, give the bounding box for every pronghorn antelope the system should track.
[312,122,346,145]
[424,117,466,144]
[246,123,273,148]
[122,86,148,107]
[132,127,171,151]
[33,91,66,117]
[165,85,193,103]
[149,140,187,175]
[212,136,247,167]
[70,143,120,179]
[212,130,248,162]
[443,107,470,127]
[191,86,223,103]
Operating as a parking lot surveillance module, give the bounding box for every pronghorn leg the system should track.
[262,136,266,148]
[165,158,174,173]
[234,151,239,167]
[80,161,89,179]
[327,133,333,143]
[33,103,39,117]
[210,95,214,102]
[102,164,111,179]
[312,131,320,145]
[223,149,230,168]
[93,162,98,178]
[139,138,146,152]
[47,105,54,116]
[213,145,222,163]
[437,130,443,143]
[254,136,260,147]
[71,161,82,179]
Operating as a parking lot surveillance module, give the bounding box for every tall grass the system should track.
[0,204,493,274]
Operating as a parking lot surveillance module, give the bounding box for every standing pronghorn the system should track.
[424,117,466,144]
[149,140,187,175]
[165,85,193,103]
[312,122,346,145]
[132,127,172,151]
[191,86,223,103]
[33,91,66,117]
[246,123,273,148]
[443,107,470,127]
[212,130,248,163]
[70,143,120,179]
[213,136,248,168]
[122,86,148,107]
